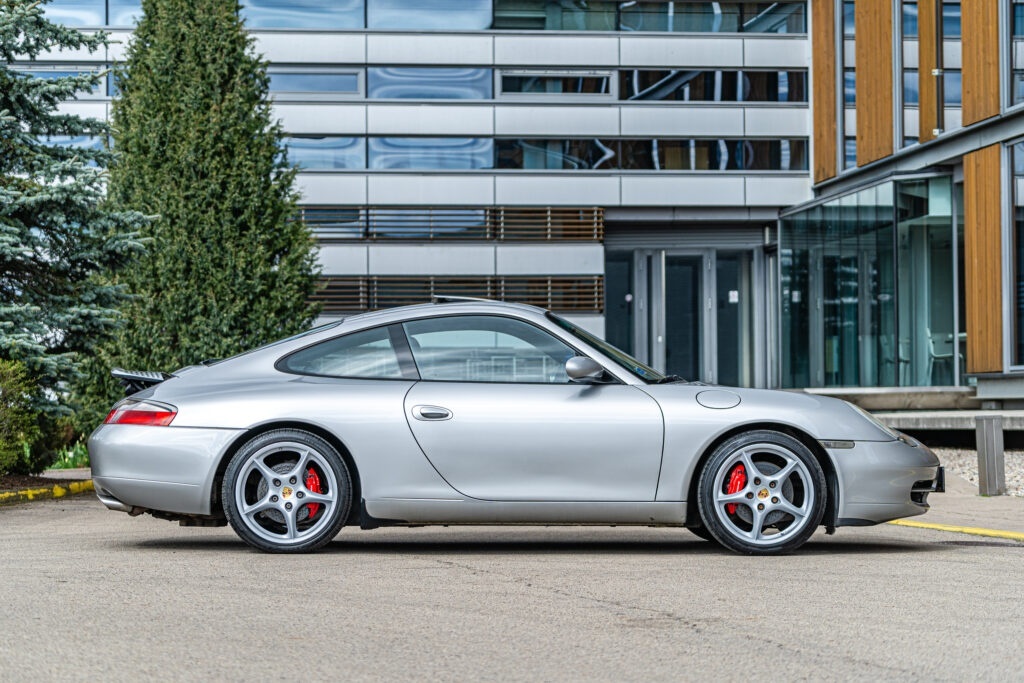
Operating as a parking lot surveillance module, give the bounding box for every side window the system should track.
[404,316,574,383]
[280,326,406,379]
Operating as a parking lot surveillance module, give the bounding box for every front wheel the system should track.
[697,430,826,555]
[222,429,352,553]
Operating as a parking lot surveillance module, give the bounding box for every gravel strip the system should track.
[933,447,1024,496]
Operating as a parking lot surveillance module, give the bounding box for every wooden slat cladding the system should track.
[961,0,1000,126]
[298,206,604,242]
[963,144,1003,373]
[312,276,605,314]
[855,1,894,165]
[810,0,837,183]
[917,0,938,142]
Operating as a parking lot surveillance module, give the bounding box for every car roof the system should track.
[340,299,548,326]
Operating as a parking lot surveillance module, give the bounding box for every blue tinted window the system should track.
[902,2,917,38]
[903,70,919,105]
[943,70,961,106]
[941,2,960,38]
[844,137,856,169]
[1015,3,1024,37]
[842,1,855,36]
[270,72,360,94]
[367,68,492,99]
[44,0,104,26]
[368,0,492,30]
[108,0,141,26]
[368,138,494,170]
[843,69,855,106]
[242,0,364,29]
[286,137,365,170]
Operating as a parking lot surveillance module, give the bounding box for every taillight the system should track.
[104,399,177,426]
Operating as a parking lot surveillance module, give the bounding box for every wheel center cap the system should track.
[281,486,293,499]
[757,488,770,500]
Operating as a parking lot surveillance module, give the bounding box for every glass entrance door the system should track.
[605,248,765,387]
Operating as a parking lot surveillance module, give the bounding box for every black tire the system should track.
[222,429,352,553]
[697,430,826,555]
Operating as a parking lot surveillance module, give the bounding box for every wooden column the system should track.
[917,0,938,142]
[963,144,1004,373]
[811,0,837,182]
[855,0,894,165]
[962,0,1000,125]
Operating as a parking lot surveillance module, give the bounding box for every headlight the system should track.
[847,402,900,440]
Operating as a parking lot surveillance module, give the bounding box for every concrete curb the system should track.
[0,480,94,507]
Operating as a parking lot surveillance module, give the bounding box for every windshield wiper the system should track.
[655,374,687,384]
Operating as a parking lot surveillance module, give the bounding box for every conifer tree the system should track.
[1,0,146,472]
[77,0,320,423]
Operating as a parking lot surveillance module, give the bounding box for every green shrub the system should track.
[0,360,40,474]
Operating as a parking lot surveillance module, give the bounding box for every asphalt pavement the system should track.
[1,489,1022,681]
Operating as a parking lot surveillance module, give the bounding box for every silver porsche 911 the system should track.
[89,298,944,555]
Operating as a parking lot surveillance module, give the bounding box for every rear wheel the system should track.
[222,429,352,553]
[697,430,825,555]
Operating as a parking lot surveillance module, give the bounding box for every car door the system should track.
[401,314,664,501]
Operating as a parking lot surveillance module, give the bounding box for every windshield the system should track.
[546,313,666,383]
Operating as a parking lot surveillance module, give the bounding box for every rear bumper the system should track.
[89,424,244,515]
[828,439,943,526]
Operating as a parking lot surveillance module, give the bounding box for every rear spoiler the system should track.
[111,368,174,396]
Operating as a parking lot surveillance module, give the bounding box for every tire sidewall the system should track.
[697,430,826,555]
[222,429,352,553]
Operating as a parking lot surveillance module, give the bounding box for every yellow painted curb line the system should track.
[0,480,94,507]
[888,518,1024,542]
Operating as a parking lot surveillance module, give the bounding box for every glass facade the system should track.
[781,177,962,388]
[503,74,611,96]
[1013,1,1024,106]
[941,2,961,38]
[269,72,360,96]
[368,68,492,99]
[493,1,806,33]
[902,1,918,38]
[619,70,807,102]
[903,70,919,106]
[46,0,807,32]
[1013,143,1024,365]
[285,137,365,170]
[44,0,140,26]
[239,1,806,32]
[497,138,808,171]
[242,0,364,29]
[285,138,808,171]
[368,137,495,170]
[368,0,492,30]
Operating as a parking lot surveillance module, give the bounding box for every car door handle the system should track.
[412,405,453,421]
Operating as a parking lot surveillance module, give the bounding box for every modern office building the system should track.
[24,1,1024,403]
[782,0,1024,407]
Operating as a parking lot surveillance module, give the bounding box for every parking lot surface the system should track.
[1,495,1022,681]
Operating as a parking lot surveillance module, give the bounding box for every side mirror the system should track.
[565,356,607,383]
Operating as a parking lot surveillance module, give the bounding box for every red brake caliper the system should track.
[305,468,322,518]
[725,464,747,515]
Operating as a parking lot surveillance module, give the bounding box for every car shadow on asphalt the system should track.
[126,535,953,556]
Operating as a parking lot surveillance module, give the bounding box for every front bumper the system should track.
[827,438,944,527]
[89,424,245,516]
